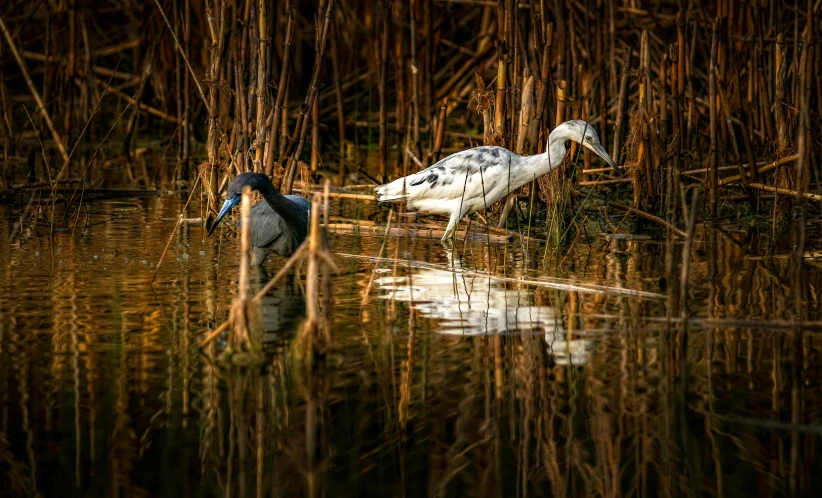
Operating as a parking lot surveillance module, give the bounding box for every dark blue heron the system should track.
[208,172,310,265]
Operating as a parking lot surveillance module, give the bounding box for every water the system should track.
[1,196,821,497]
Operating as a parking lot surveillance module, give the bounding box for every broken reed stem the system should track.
[432,100,448,163]
[96,77,179,122]
[719,154,800,186]
[608,201,687,238]
[200,320,231,348]
[749,182,821,202]
[555,80,566,127]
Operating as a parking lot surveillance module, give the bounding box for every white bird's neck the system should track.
[511,127,571,186]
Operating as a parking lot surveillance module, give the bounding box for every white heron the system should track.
[374,120,619,243]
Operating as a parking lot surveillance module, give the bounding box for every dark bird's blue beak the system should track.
[208,195,240,236]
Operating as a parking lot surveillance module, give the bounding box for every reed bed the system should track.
[3,4,822,495]
[0,0,818,246]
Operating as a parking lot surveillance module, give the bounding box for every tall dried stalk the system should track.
[265,7,295,176]
[612,47,631,165]
[226,185,263,362]
[252,0,268,172]
[204,0,228,218]
[377,1,389,182]
[281,0,336,194]
[708,20,718,217]
[0,14,70,164]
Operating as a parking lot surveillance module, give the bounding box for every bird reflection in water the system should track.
[375,260,596,366]
[212,267,306,350]
[257,270,306,342]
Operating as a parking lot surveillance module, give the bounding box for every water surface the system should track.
[1,195,821,497]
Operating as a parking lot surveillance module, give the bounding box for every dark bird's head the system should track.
[560,120,622,176]
[208,172,276,236]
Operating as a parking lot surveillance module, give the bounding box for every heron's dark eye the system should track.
[586,136,593,142]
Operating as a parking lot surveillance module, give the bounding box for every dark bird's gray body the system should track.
[243,195,310,264]
[209,172,310,265]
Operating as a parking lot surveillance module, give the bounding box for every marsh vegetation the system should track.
[1,0,821,496]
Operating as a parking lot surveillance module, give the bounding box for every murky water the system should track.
[1,195,821,497]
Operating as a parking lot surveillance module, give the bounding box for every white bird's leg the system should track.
[441,208,467,245]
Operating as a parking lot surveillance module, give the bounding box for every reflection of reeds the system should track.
[4,207,822,495]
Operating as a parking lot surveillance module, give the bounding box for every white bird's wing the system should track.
[406,146,514,203]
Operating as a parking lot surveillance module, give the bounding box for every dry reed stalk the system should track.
[233,62,248,169]
[182,0,192,173]
[173,0,184,177]
[330,18,346,153]
[409,0,420,146]
[708,19,718,216]
[494,0,508,143]
[607,201,687,238]
[298,192,331,359]
[265,7,295,176]
[659,52,668,165]
[327,223,511,243]
[515,75,534,154]
[253,0,269,172]
[311,98,320,173]
[612,47,631,164]
[290,189,375,201]
[377,1,389,181]
[432,100,448,163]
[226,185,263,364]
[555,80,566,127]
[422,0,434,127]
[0,14,70,164]
[63,0,77,143]
[714,67,756,212]
[677,187,699,377]
[637,31,654,211]
[94,78,180,123]
[747,182,822,202]
[529,22,553,148]
[204,0,228,220]
[433,24,495,102]
[152,0,208,109]
[201,239,309,348]
[668,43,682,226]
[281,0,336,194]
[577,178,632,187]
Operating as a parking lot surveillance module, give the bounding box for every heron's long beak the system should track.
[587,143,622,176]
[208,196,240,236]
